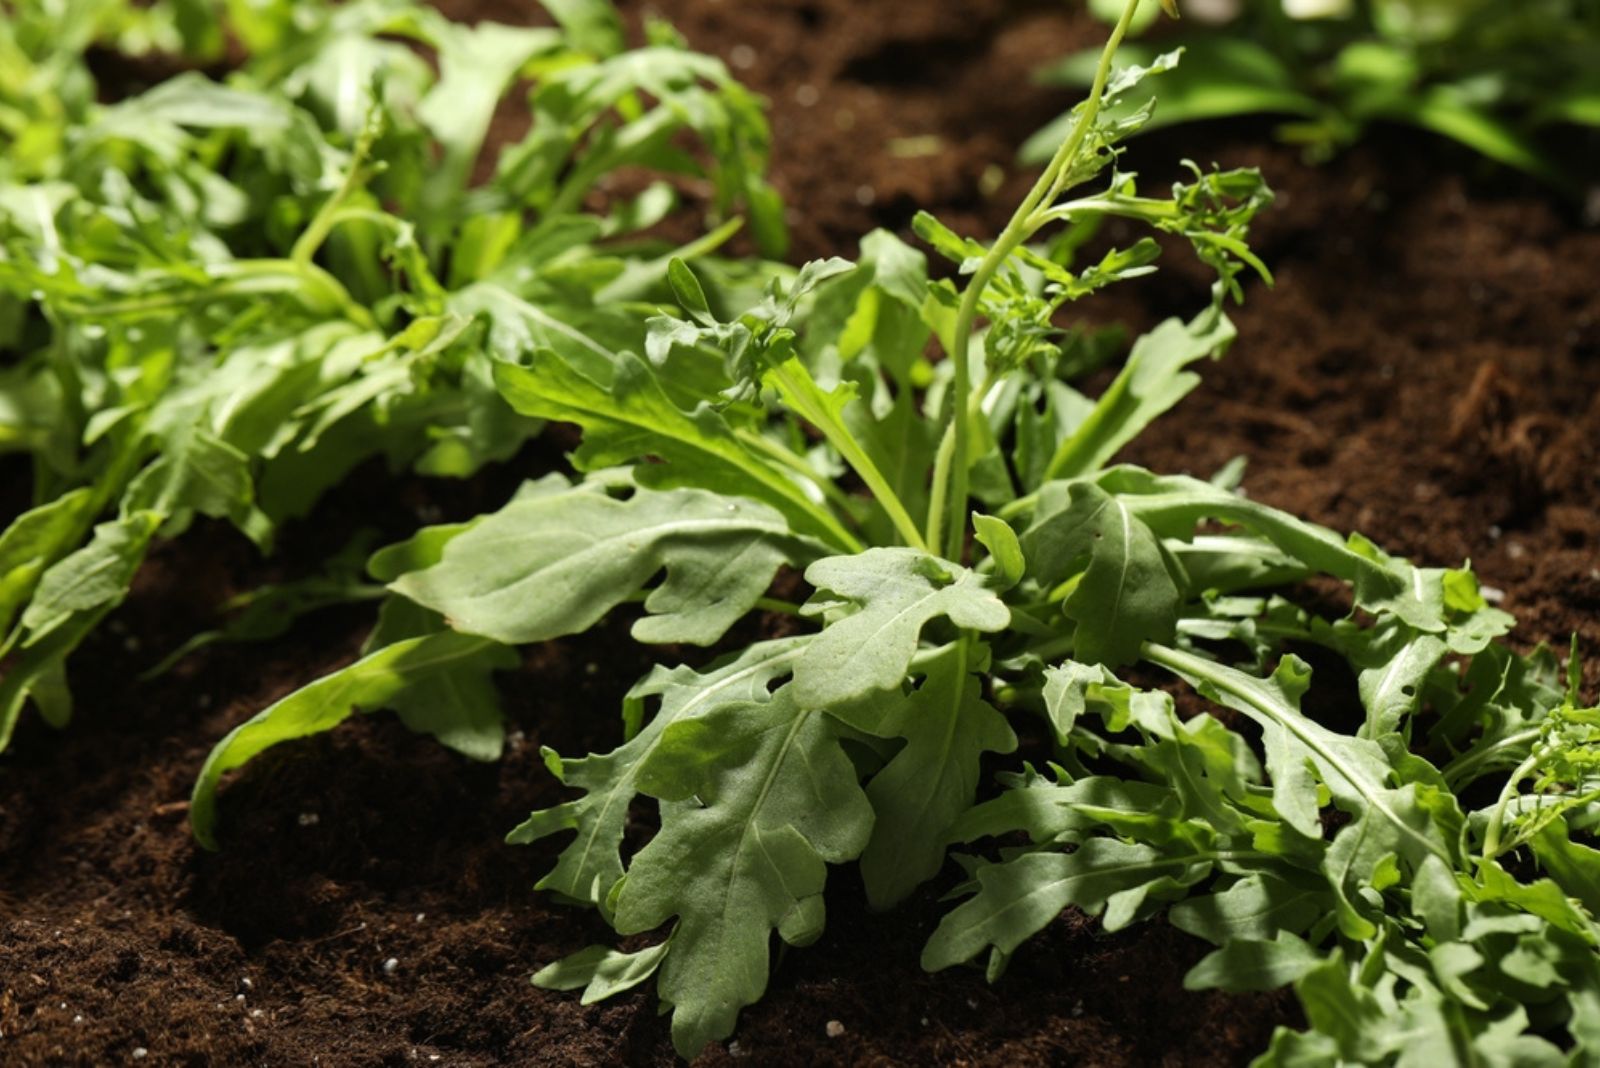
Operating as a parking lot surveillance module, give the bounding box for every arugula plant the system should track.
[0,0,788,747]
[1037,0,1600,193]
[190,0,1600,1063]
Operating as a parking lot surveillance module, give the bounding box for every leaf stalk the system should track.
[927,0,1146,561]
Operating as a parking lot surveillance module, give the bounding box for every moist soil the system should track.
[4,2,1599,1065]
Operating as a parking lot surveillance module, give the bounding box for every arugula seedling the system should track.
[189,0,1600,1062]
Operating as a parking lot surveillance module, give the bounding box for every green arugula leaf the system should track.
[1049,466,1447,633]
[493,350,858,550]
[1184,932,1323,993]
[531,939,671,1005]
[189,626,513,849]
[610,682,872,1059]
[0,510,161,746]
[0,488,96,638]
[831,638,1016,908]
[511,638,811,909]
[1021,480,1182,666]
[923,837,1211,974]
[972,512,1025,590]
[1044,312,1236,482]
[795,548,1010,708]
[392,481,814,647]
[1145,643,1458,939]
[1168,873,1329,945]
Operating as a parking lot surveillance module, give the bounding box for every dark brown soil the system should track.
[4,2,1599,1066]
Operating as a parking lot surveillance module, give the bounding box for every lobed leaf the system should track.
[509,637,810,909]
[189,627,513,849]
[493,349,856,549]
[1022,480,1182,667]
[612,684,873,1059]
[795,548,1009,708]
[830,639,1016,908]
[393,480,814,647]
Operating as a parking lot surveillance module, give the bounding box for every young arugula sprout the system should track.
[0,0,790,747]
[186,0,1600,1062]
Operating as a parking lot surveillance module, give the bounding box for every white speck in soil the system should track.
[825,1020,845,1039]
[383,957,400,976]
[728,1041,747,1058]
[72,1015,84,1026]
[415,913,426,924]
[1507,542,1527,560]
[1071,1000,1084,1017]
[240,977,253,991]
[132,1050,148,1061]
[297,812,320,827]
[251,1009,264,1019]
[235,994,246,1004]
[1481,586,1506,604]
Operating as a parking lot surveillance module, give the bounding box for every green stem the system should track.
[767,361,928,551]
[1480,750,1541,863]
[57,260,374,330]
[596,218,746,305]
[1033,193,1178,228]
[1441,727,1540,789]
[927,0,1145,561]
[927,366,1001,559]
[291,107,382,267]
[996,491,1038,522]
[1026,633,1075,665]
[734,429,862,525]
[230,261,376,329]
